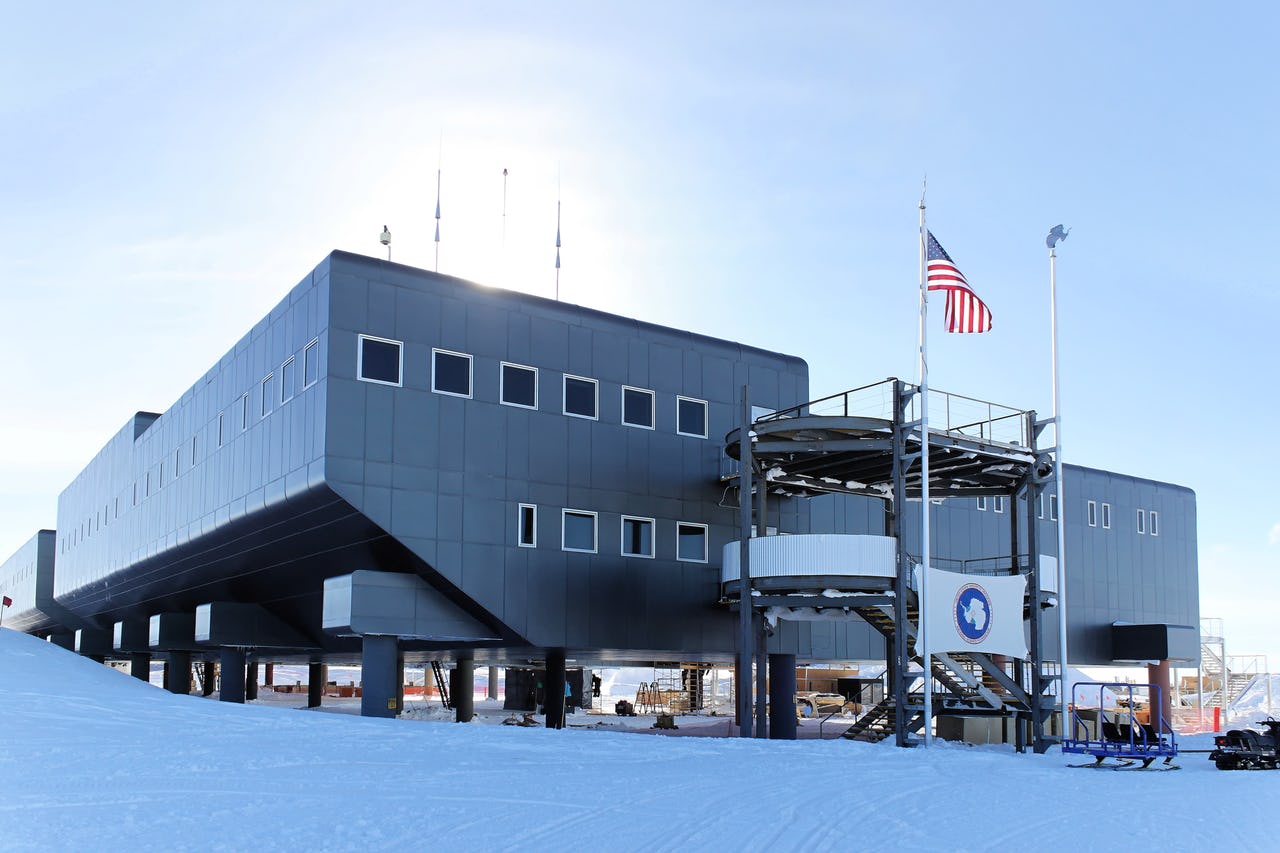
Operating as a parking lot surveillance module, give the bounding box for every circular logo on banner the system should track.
[954,583,992,644]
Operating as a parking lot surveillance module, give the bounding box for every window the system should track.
[145,471,151,497]
[1037,494,1044,519]
[563,375,598,419]
[357,334,403,386]
[175,448,183,477]
[133,482,138,506]
[501,363,537,409]
[260,374,274,417]
[677,522,709,563]
[677,396,708,438]
[1150,511,1159,536]
[518,504,537,547]
[976,496,988,511]
[562,509,597,553]
[281,357,296,404]
[1137,508,1146,534]
[621,516,655,558]
[1049,494,1058,521]
[622,386,655,429]
[432,349,472,397]
[240,393,249,430]
[303,339,319,388]
[217,412,225,448]
[994,496,1005,514]
[1087,500,1097,527]
[1102,503,1112,529]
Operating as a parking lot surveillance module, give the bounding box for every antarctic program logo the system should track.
[953,583,992,644]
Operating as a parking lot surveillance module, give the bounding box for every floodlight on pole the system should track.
[380,225,391,261]
[1046,223,1069,741]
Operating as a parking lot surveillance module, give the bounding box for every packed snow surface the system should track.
[2,629,1278,852]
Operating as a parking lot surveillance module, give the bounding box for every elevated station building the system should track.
[0,251,1198,746]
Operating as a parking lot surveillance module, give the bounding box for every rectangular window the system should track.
[175,448,182,477]
[1038,494,1044,519]
[146,471,151,497]
[240,393,249,430]
[562,509,598,553]
[357,334,403,386]
[976,496,988,511]
[677,522,709,563]
[1102,503,1112,529]
[1150,511,1159,536]
[133,482,138,506]
[1087,500,1097,527]
[303,339,319,388]
[217,412,225,448]
[261,374,274,417]
[1049,494,1058,521]
[281,357,296,404]
[501,363,538,409]
[622,386,655,429]
[621,516,655,558]
[432,348,472,397]
[159,461,165,488]
[518,504,537,547]
[1136,508,1146,534]
[994,496,1005,514]
[563,375,598,419]
[677,396,708,438]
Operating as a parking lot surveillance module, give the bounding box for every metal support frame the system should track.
[890,380,912,745]
[736,387,754,738]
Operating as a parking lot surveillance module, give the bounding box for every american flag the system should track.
[927,231,992,333]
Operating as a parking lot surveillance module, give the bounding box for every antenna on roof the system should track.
[502,168,509,248]
[554,166,562,301]
[379,225,391,261]
[434,132,443,273]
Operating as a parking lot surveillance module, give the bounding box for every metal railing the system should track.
[759,378,1031,448]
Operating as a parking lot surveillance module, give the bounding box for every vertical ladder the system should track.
[431,661,452,710]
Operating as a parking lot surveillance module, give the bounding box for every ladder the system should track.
[431,661,452,710]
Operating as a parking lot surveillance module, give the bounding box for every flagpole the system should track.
[918,185,933,747]
[1048,232,1070,742]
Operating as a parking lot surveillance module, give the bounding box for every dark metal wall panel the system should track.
[322,252,814,657]
[52,262,332,619]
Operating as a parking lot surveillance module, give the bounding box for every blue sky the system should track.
[2,4,1275,664]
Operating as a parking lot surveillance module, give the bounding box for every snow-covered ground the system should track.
[2,628,1278,852]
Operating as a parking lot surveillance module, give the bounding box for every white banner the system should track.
[915,567,1027,658]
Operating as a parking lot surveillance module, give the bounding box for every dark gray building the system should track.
[0,250,1198,741]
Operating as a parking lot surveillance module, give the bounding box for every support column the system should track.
[544,650,567,729]
[165,652,191,695]
[307,662,324,708]
[755,614,769,738]
[220,648,246,703]
[1148,660,1172,732]
[768,654,797,740]
[488,666,500,700]
[360,635,400,718]
[129,653,150,681]
[202,661,217,697]
[246,661,259,700]
[453,656,475,723]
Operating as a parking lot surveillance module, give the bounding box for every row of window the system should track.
[357,334,710,438]
[63,339,323,556]
[1087,501,1160,535]
[516,504,710,562]
[980,494,1161,536]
